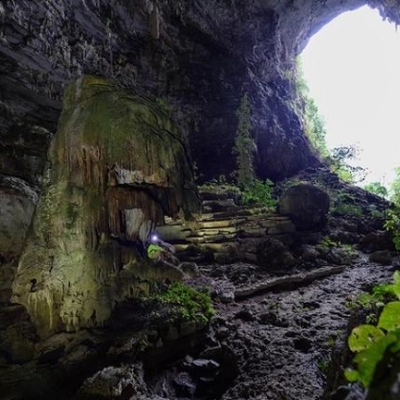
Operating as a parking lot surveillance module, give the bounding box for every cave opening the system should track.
[300,5,400,188]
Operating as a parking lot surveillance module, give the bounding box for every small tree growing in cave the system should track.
[328,145,367,184]
[232,94,276,210]
[364,181,388,199]
[233,93,255,189]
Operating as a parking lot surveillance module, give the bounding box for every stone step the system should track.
[195,227,238,236]
[236,228,267,238]
[186,233,236,244]
[197,219,246,229]
[198,207,269,221]
[202,199,236,207]
[175,242,236,252]
[199,191,239,201]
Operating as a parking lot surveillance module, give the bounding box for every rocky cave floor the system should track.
[205,258,393,400]
[1,249,396,400]
[143,256,394,400]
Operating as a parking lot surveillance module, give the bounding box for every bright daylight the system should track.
[301,5,400,191]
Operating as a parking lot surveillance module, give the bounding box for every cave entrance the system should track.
[300,5,400,188]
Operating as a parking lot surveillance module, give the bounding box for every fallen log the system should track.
[235,266,346,300]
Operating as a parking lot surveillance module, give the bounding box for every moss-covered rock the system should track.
[11,76,200,337]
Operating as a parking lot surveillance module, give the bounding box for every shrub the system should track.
[331,192,362,217]
[345,272,400,387]
[156,282,215,324]
[240,179,277,210]
[319,236,339,249]
[384,207,400,250]
[364,182,388,199]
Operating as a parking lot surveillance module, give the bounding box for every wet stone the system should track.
[173,372,196,397]
[234,308,255,322]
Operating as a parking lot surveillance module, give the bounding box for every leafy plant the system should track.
[384,206,400,250]
[198,178,240,196]
[364,181,388,199]
[345,272,400,387]
[156,282,215,324]
[343,244,357,257]
[295,59,330,160]
[331,192,362,217]
[390,166,400,204]
[319,236,339,249]
[370,206,385,219]
[346,282,394,311]
[327,146,367,184]
[318,357,330,374]
[240,179,277,210]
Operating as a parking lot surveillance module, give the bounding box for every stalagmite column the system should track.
[11,76,200,337]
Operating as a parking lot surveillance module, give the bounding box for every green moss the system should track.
[13,75,200,336]
[65,203,79,230]
[59,78,184,171]
[156,282,215,324]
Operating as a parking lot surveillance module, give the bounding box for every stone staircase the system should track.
[157,189,296,264]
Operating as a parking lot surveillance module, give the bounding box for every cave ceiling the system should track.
[0,0,399,186]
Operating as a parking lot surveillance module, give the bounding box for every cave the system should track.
[1,1,400,399]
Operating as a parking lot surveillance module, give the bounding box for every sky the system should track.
[301,5,400,187]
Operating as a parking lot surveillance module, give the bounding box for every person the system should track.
[146,234,179,266]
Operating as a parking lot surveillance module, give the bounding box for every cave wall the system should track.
[1,0,400,299]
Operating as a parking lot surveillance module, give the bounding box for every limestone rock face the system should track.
[11,76,200,337]
[279,184,330,231]
[3,0,392,194]
[1,1,399,282]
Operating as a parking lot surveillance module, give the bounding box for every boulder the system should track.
[369,250,393,265]
[279,184,330,231]
[256,237,296,273]
[77,364,151,400]
[358,231,395,253]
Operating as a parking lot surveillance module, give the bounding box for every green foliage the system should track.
[319,236,339,249]
[331,192,362,217]
[343,244,357,257]
[364,182,388,199]
[328,146,367,184]
[199,178,276,210]
[198,178,240,196]
[385,168,400,250]
[295,59,330,160]
[384,207,400,250]
[156,282,215,324]
[345,272,400,387]
[295,60,365,184]
[233,94,255,189]
[240,179,277,210]
[369,205,385,220]
[346,282,395,311]
[304,97,330,159]
[390,166,400,204]
[318,358,330,374]
[348,325,385,352]
[334,203,362,216]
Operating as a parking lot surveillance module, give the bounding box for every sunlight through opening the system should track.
[301,5,400,187]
